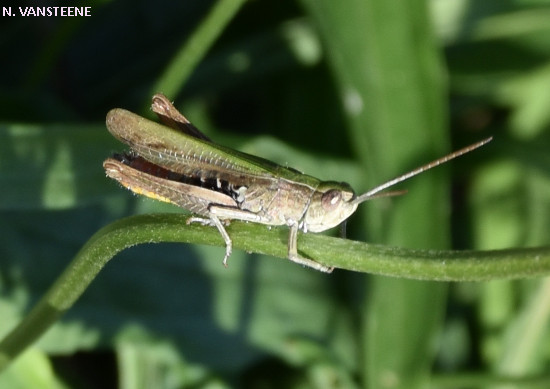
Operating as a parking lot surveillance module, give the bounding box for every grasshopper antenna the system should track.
[352,137,492,205]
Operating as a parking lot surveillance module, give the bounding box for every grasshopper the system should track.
[103,94,491,272]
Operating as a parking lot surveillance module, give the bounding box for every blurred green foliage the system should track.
[1,0,550,388]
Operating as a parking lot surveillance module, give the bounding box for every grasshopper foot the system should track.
[288,253,334,273]
[222,243,232,268]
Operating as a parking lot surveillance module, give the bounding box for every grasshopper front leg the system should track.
[288,224,333,273]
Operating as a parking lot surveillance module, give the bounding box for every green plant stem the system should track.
[0,214,549,371]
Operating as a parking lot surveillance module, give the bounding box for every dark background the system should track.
[1,1,550,388]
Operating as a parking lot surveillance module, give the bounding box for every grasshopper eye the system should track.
[321,190,342,210]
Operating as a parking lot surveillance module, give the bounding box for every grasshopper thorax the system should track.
[303,181,358,233]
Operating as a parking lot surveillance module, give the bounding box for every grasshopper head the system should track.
[303,182,358,233]
[302,138,493,234]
